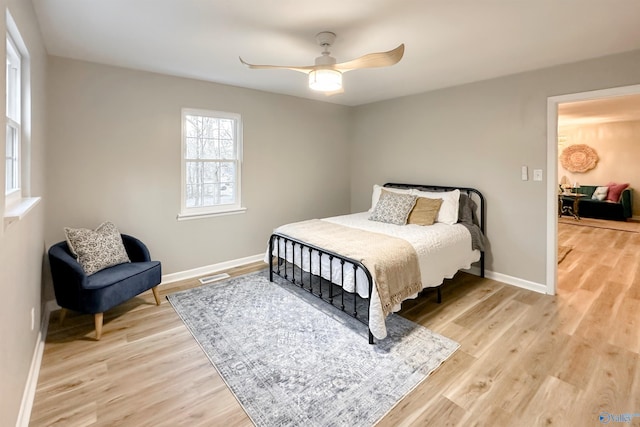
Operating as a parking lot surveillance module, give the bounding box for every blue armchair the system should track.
[48,234,162,340]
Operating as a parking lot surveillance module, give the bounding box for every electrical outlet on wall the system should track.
[533,169,543,181]
[521,166,528,181]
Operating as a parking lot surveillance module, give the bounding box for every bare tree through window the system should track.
[181,109,242,216]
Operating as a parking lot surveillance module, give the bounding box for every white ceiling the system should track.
[32,0,640,106]
[559,94,640,127]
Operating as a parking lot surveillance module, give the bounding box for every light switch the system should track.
[521,166,528,181]
[533,169,543,181]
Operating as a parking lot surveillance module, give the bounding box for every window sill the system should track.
[176,207,247,221]
[4,197,41,228]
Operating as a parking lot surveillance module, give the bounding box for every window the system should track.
[3,11,39,229]
[179,108,244,219]
[5,33,20,196]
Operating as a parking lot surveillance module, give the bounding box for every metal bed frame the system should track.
[268,183,486,344]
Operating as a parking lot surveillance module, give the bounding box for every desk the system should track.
[559,192,587,220]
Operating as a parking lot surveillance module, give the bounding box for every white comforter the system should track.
[270,212,480,339]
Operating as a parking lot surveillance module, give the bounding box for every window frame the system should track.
[178,108,245,220]
[5,31,21,200]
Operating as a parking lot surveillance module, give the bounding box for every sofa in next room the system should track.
[560,184,633,221]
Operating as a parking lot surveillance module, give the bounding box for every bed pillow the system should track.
[411,189,460,225]
[369,184,413,212]
[407,197,443,226]
[369,190,417,225]
[64,221,131,275]
[606,182,629,202]
[591,186,609,201]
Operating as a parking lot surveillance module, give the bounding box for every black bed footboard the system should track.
[268,233,375,344]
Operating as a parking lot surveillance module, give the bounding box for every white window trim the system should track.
[5,30,21,197]
[178,108,245,220]
[4,196,40,228]
[2,10,40,231]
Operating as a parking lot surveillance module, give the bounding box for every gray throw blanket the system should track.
[458,193,486,252]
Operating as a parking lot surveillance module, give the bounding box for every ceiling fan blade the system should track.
[239,57,314,74]
[333,44,405,72]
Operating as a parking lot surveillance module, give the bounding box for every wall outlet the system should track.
[30,307,35,331]
[521,166,528,181]
[533,169,543,181]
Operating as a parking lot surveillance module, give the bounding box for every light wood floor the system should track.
[30,222,640,427]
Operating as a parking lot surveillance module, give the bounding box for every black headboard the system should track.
[383,182,486,276]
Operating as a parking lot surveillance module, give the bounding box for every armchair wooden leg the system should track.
[151,286,161,306]
[95,313,104,340]
[59,308,67,325]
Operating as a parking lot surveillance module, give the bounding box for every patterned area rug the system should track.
[168,271,459,427]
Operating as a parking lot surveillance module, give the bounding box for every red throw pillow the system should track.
[606,182,629,202]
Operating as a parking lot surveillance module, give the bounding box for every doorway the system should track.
[546,83,640,294]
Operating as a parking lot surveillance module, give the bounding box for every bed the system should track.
[267,183,486,344]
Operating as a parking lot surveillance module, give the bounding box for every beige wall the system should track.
[0,0,48,425]
[350,49,640,285]
[558,120,640,217]
[45,58,352,290]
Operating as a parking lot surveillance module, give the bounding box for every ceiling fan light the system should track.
[309,69,342,92]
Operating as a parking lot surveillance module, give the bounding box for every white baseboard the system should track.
[160,253,265,285]
[16,300,56,427]
[160,255,547,294]
[463,266,548,294]
[486,270,548,294]
[162,258,549,295]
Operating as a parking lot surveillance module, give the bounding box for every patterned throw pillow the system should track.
[369,190,418,225]
[368,184,413,212]
[64,221,131,275]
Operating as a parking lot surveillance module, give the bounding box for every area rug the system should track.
[558,245,573,264]
[167,271,459,427]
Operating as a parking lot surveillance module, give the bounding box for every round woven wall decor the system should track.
[560,144,599,173]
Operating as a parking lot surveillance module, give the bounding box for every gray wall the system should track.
[45,57,352,294]
[350,49,640,285]
[5,11,640,422]
[0,0,47,425]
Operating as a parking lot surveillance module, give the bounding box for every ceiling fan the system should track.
[239,32,405,94]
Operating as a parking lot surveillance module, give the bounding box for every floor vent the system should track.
[199,273,230,285]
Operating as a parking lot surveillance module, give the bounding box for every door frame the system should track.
[546,83,640,294]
